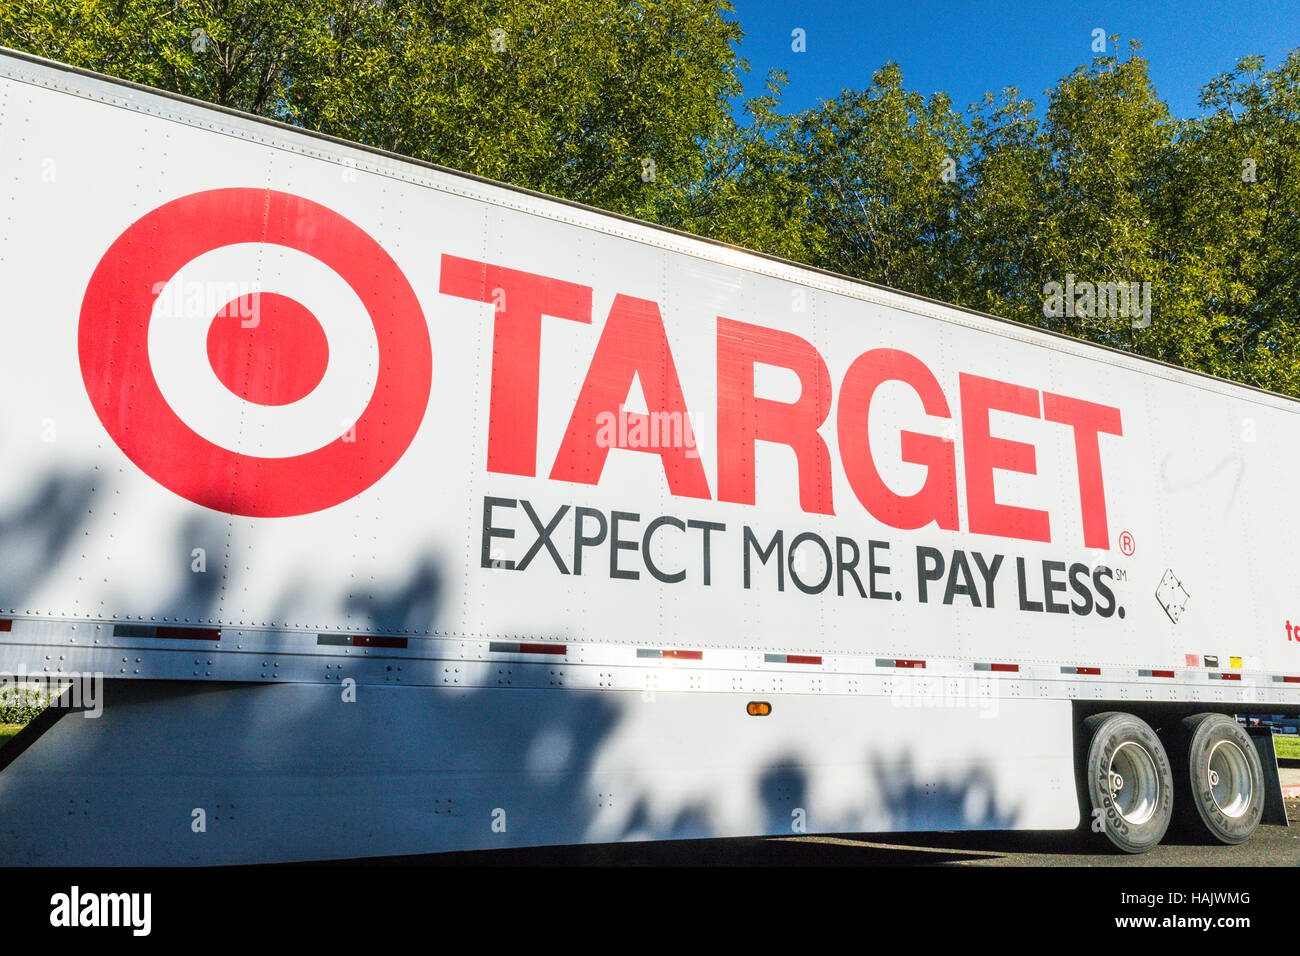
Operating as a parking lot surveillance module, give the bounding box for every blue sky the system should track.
[728,0,1299,118]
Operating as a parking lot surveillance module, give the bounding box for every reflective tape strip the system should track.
[1210,672,1242,681]
[1139,669,1175,678]
[1273,676,1300,683]
[317,634,403,650]
[352,635,407,649]
[876,658,925,669]
[765,654,822,665]
[637,649,703,660]
[0,619,10,633]
[489,641,566,656]
[974,663,1019,673]
[113,624,220,640]
[1061,666,1102,676]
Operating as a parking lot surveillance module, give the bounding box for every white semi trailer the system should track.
[0,47,1294,864]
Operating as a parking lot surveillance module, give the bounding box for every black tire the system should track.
[1173,713,1264,845]
[1082,712,1173,853]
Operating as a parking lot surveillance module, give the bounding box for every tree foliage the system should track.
[3,4,1298,395]
[702,41,1300,398]
[0,0,742,217]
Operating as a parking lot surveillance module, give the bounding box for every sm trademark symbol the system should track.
[1118,531,1135,556]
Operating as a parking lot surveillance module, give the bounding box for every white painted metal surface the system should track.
[0,48,1295,862]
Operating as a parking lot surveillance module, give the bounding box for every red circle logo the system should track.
[78,188,432,517]
[206,293,331,407]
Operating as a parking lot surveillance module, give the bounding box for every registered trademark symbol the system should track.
[1118,531,1135,556]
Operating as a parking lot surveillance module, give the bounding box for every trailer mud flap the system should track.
[1244,726,1289,827]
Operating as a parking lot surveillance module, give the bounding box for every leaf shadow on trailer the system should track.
[357,755,1041,865]
[867,753,1021,833]
[0,469,96,607]
[0,468,227,624]
[0,467,620,862]
[0,468,1066,863]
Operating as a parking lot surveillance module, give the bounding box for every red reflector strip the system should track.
[1139,669,1175,678]
[663,649,703,660]
[873,658,926,669]
[113,624,220,640]
[518,642,566,656]
[975,662,1019,672]
[158,627,220,640]
[353,635,407,649]
[489,641,566,656]
[1061,666,1101,675]
[1210,672,1241,681]
[1275,676,1300,683]
[764,653,822,665]
[0,619,11,632]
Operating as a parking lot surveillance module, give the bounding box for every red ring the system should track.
[79,188,432,517]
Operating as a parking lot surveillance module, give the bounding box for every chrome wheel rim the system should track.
[1207,739,1253,818]
[1108,741,1159,826]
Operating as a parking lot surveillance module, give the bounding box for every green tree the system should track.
[946,40,1176,358]
[5,5,1299,396]
[947,86,1046,324]
[655,70,817,264]
[1160,51,1300,393]
[0,0,743,217]
[785,63,971,299]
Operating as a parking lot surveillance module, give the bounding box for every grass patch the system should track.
[0,723,25,749]
[1273,735,1300,760]
[0,687,48,725]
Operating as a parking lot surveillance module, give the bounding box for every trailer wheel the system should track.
[1082,712,1173,853]
[1175,713,1263,844]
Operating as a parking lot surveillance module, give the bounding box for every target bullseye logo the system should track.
[206,293,331,407]
[79,188,432,517]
